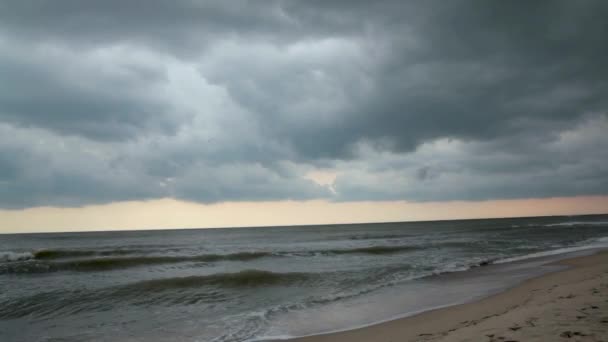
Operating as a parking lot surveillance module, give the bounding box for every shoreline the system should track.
[278,249,608,342]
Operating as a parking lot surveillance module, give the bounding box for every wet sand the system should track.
[286,251,608,342]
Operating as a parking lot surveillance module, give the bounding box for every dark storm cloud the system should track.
[0,0,348,55]
[216,0,608,158]
[0,126,164,208]
[360,0,608,151]
[0,0,607,208]
[0,52,176,141]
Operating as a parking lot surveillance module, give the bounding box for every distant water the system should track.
[1,215,608,341]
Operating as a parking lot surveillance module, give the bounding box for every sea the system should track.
[1,214,608,342]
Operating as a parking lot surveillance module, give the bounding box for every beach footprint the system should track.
[560,330,588,338]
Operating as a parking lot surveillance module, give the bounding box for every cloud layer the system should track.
[0,1,607,208]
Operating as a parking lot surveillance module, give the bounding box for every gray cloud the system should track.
[209,0,608,158]
[0,0,607,208]
[333,115,608,202]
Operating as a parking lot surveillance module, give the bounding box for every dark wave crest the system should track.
[0,251,274,274]
[348,233,409,240]
[196,251,272,262]
[0,270,315,319]
[0,244,423,275]
[33,249,140,260]
[121,269,312,291]
[2,242,453,275]
[322,245,422,255]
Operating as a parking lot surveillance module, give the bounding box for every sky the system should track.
[0,1,607,233]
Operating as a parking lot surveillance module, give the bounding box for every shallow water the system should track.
[1,214,607,341]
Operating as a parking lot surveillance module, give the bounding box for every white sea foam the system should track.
[0,251,34,262]
[495,236,608,264]
[544,221,608,227]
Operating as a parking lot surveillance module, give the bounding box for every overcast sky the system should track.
[1,1,607,230]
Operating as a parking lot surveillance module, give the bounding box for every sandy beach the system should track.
[287,251,608,342]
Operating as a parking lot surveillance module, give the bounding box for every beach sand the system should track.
[287,251,608,342]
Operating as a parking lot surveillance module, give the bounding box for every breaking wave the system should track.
[0,251,274,274]
[0,243,425,274]
[494,235,608,264]
[121,269,312,290]
[0,251,34,262]
[543,221,608,227]
[348,233,409,240]
[0,248,146,263]
[0,270,316,319]
[318,245,422,255]
[34,249,137,259]
[9,232,598,275]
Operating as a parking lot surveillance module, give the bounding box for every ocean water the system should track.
[1,214,608,341]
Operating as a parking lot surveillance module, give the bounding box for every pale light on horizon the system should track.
[1,196,607,234]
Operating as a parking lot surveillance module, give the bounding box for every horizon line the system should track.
[3,212,607,236]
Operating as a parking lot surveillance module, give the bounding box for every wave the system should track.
[0,244,420,275]
[58,256,197,271]
[595,236,608,243]
[0,269,315,319]
[33,249,138,260]
[0,248,147,263]
[320,245,421,255]
[0,251,275,274]
[494,236,608,264]
[196,251,273,262]
[543,221,608,227]
[0,257,178,274]
[9,233,598,275]
[494,246,594,264]
[0,251,34,262]
[0,243,423,268]
[0,260,497,321]
[432,240,485,248]
[0,242,444,275]
[122,270,312,291]
[348,234,409,240]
